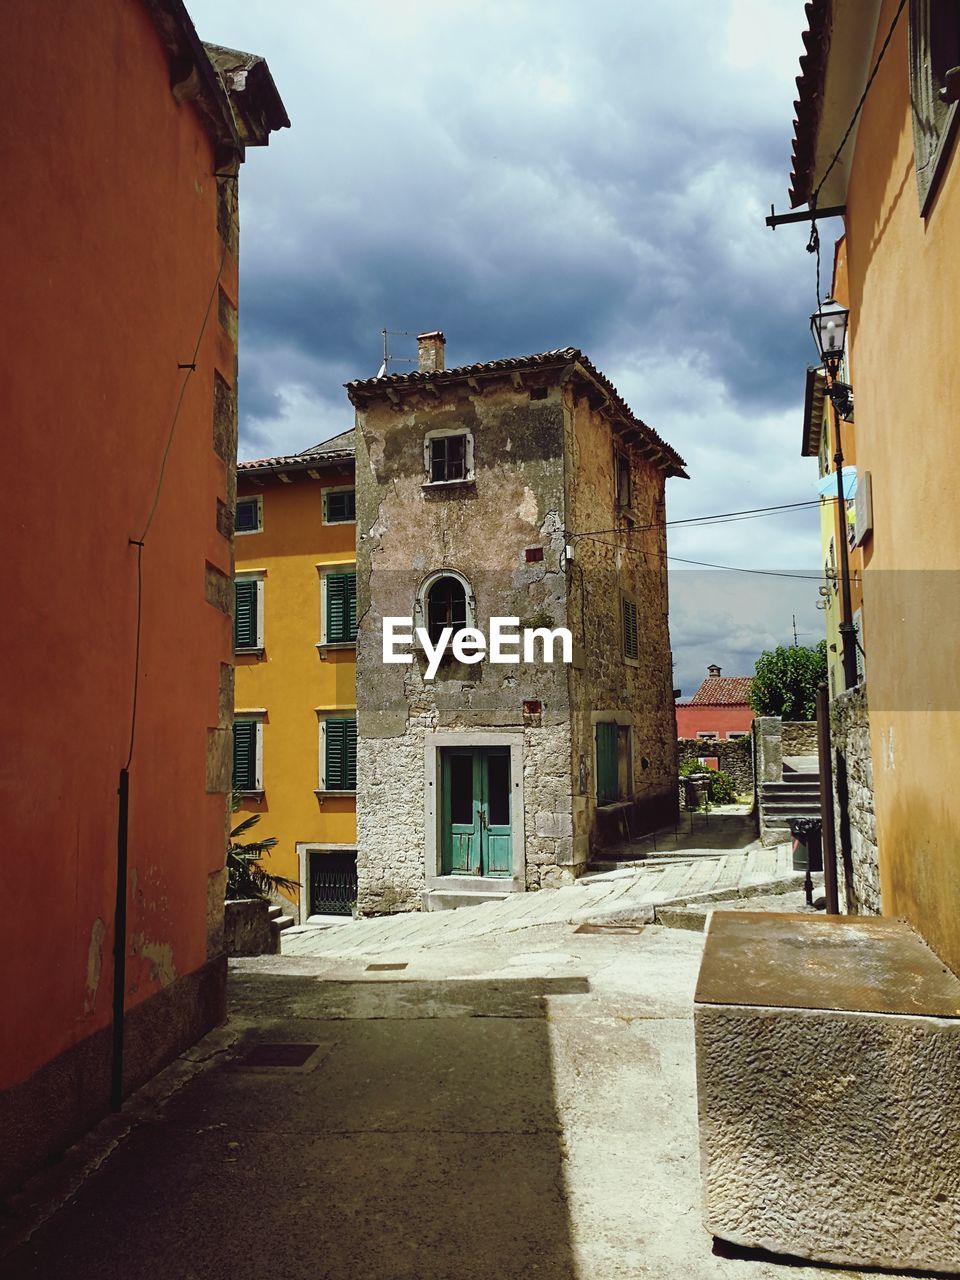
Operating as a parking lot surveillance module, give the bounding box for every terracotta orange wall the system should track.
[235,470,357,916]
[843,3,960,971]
[675,706,753,739]
[2,1,235,1089]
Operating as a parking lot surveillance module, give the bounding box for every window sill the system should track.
[314,789,357,797]
[235,528,263,536]
[322,518,356,527]
[316,641,356,652]
[236,789,265,799]
[422,478,476,490]
[235,646,264,656]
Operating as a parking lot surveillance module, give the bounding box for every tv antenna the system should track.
[377,328,417,378]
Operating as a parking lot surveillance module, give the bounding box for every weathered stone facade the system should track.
[782,720,819,756]
[348,343,684,912]
[830,684,879,914]
[678,736,754,797]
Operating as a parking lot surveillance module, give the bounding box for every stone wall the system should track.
[678,737,754,797]
[782,720,818,756]
[830,684,879,914]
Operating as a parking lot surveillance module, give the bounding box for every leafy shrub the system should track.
[749,642,827,720]
[707,769,737,804]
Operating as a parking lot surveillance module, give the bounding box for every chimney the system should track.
[708,663,721,678]
[417,330,445,373]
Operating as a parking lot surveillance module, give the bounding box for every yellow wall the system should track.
[818,238,865,699]
[842,4,960,971]
[235,466,356,919]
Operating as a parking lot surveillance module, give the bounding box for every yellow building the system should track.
[234,430,357,921]
[789,0,960,970]
[801,240,865,701]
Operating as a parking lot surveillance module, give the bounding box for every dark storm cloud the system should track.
[191,0,829,678]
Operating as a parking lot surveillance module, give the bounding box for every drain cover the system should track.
[574,923,646,935]
[366,962,408,971]
[240,1043,320,1068]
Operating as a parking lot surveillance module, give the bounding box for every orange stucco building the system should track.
[1,0,287,1192]
[790,0,960,971]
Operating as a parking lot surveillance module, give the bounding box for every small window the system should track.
[234,577,263,650]
[910,0,960,212]
[323,570,357,644]
[727,731,748,740]
[321,716,357,791]
[697,732,719,742]
[236,496,262,534]
[324,488,356,524]
[423,428,474,484]
[621,594,639,662]
[233,719,262,792]
[615,448,631,509]
[427,575,467,645]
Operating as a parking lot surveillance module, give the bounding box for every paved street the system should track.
[1,824,903,1280]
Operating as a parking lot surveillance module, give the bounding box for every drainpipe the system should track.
[111,768,130,1110]
[816,684,839,914]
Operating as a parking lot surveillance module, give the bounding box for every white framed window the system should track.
[317,713,357,792]
[234,572,265,651]
[233,714,264,793]
[423,427,474,485]
[727,731,748,740]
[323,486,356,524]
[235,495,262,535]
[414,569,476,646]
[621,593,639,664]
[318,564,357,645]
[697,732,719,742]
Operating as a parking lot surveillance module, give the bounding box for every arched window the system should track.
[426,575,467,644]
[414,570,475,648]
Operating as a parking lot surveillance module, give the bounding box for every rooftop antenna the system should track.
[378,328,417,378]
[793,613,799,646]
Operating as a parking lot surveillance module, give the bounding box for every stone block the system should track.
[695,912,960,1274]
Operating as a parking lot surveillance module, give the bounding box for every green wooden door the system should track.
[440,748,512,877]
[596,722,618,805]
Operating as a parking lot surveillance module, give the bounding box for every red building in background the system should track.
[676,665,754,742]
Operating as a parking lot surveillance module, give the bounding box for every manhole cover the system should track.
[366,962,408,971]
[574,923,646,935]
[240,1043,320,1068]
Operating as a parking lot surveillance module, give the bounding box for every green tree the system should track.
[226,796,299,902]
[749,641,828,720]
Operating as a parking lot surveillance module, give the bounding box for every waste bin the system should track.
[790,816,823,872]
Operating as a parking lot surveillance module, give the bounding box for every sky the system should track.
[191,0,838,696]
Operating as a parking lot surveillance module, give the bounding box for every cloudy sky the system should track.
[192,0,838,695]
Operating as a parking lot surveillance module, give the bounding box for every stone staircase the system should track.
[759,770,821,845]
[268,902,296,946]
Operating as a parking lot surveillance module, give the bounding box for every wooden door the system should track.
[440,748,512,877]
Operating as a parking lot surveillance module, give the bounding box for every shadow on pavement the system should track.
[1,974,588,1280]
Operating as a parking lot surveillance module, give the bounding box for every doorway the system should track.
[440,747,512,877]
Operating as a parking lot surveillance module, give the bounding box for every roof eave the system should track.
[789,0,883,208]
[801,365,826,456]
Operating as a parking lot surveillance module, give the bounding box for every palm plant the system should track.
[226,802,299,902]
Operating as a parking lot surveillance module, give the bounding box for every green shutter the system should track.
[233,720,257,791]
[326,573,357,643]
[622,596,639,661]
[325,718,357,790]
[235,579,258,649]
[325,489,356,522]
[597,722,618,805]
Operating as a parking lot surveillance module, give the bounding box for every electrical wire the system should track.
[124,224,231,771]
[569,497,833,543]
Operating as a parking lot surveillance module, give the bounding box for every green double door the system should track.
[440,748,512,877]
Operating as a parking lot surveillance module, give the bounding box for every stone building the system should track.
[347,334,686,913]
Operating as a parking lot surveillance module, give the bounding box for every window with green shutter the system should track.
[324,717,357,791]
[234,579,259,649]
[621,595,639,661]
[233,720,259,791]
[324,489,356,523]
[325,572,357,643]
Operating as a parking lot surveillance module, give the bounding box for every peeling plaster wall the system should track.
[354,380,574,910]
[354,370,679,907]
[564,389,680,851]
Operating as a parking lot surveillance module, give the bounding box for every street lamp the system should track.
[810,298,859,692]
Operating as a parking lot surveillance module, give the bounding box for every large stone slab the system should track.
[695,911,960,1273]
